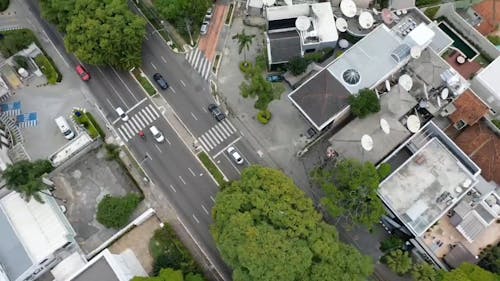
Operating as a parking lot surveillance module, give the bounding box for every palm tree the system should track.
[383,249,413,275]
[232,29,255,63]
[3,160,54,203]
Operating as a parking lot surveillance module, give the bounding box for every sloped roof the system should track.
[449,90,489,126]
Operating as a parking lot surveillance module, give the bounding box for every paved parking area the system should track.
[51,146,146,254]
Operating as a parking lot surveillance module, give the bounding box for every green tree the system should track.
[312,158,385,229]
[411,262,441,281]
[232,29,255,63]
[3,160,54,203]
[379,236,404,253]
[383,249,412,275]
[64,0,146,70]
[155,0,211,40]
[0,0,9,12]
[212,165,374,281]
[288,56,309,76]
[131,268,205,281]
[377,163,392,180]
[40,0,76,31]
[442,263,499,281]
[96,193,142,228]
[479,244,500,274]
[349,88,381,118]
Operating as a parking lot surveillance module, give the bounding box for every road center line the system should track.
[192,214,200,223]
[169,184,176,192]
[161,56,167,63]
[170,87,176,94]
[151,62,157,70]
[201,205,209,215]
[179,176,186,185]
[191,112,198,121]
[180,80,186,87]
[154,144,162,153]
[97,67,129,108]
[113,67,139,102]
[210,196,215,202]
[188,168,196,177]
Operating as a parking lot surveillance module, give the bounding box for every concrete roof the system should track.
[0,206,32,281]
[328,87,416,164]
[428,22,454,55]
[328,24,404,94]
[267,30,301,63]
[71,257,119,281]
[476,56,500,101]
[288,68,351,131]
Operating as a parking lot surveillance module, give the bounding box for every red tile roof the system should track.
[473,0,500,36]
[449,90,490,126]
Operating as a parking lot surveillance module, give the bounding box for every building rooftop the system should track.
[449,90,489,126]
[288,69,351,130]
[71,257,119,281]
[379,122,480,236]
[475,56,500,102]
[445,51,482,80]
[267,30,301,63]
[428,22,454,55]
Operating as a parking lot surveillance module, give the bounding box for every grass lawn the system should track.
[198,152,226,186]
[132,68,157,96]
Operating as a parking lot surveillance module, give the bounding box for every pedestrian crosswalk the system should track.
[185,48,212,80]
[116,104,160,142]
[197,119,237,152]
[16,112,38,128]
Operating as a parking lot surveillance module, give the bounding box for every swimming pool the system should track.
[438,22,479,60]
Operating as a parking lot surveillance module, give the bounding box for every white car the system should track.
[115,107,129,122]
[200,21,209,35]
[227,146,244,165]
[149,126,165,143]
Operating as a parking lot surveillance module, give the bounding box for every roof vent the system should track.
[342,69,360,85]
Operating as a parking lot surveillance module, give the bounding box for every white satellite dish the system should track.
[398,74,413,91]
[440,88,449,100]
[407,115,421,133]
[340,0,357,18]
[410,46,422,59]
[338,39,349,49]
[361,134,374,151]
[380,118,391,134]
[295,16,311,31]
[358,12,374,29]
[385,80,391,92]
[263,0,276,6]
[336,17,348,32]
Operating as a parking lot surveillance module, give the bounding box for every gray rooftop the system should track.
[288,68,351,130]
[267,30,301,63]
[428,22,454,55]
[0,208,32,280]
[328,24,404,94]
[71,257,119,281]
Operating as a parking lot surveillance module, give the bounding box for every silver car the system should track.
[227,147,244,165]
[200,21,209,35]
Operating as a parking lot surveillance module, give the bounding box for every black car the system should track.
[153,73,169,90]
[208,104,225,121]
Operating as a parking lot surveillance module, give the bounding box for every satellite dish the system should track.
[336,17,348,32]
[263,0,276,6]
[398,74,413,91]
[380,118,391,134]
[385,80,391,92]
[440,88,449,100]
[358,12,374,29]
[340,0,357,18]
[407,115,421,133]
[338,39,349,49]
[295,16,311,31]
[361,134,374,151]
[410,46,422,59]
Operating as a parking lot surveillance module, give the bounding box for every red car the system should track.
[75,64,90,81]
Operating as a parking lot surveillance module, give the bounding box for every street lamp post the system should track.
[140,154,150,165]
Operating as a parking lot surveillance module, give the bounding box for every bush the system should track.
[13,55,29,70]
[198,152,225,186]
[73,111,101,139]
[304,47,334,63]
[377,163,392,180]
[96,193,142,229]
[132,69,157,96]
[34,54,60,84]
[239,61,253,74]
[380,236,404,253]
[424,6,440,20]
[105,144,121,160]
[85,112,105,138]
[488,36,500,46]
[257,109,272,124]
[0,0,8,12]
[287,56,309,76]
[0,29,38,57]
[349,88,380,118]
[382,249,413,275]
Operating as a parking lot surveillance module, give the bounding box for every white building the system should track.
[471,56,500,116]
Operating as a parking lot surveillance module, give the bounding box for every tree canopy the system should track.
[211,165,374,281]
[131,268,204,281]
[155,0,210,39]
[3,160,54,203]
[442,263,499,281]
[479,244,500,274]
[41,0,146,70]
[382,249,412,275]
[412,262,442,281]
[232,29,255,62]
[349,88,381,118]
[312,159,385,229]
[96,193,142,228]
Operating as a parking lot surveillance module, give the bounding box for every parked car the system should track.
[153,73,169,90]
[149,125,165,143]
[208,104,225,121]
[205,8,213,19]
[115,107,129,122]
[266,74,283,83]
[75,64,90,81]
[227,147,244,165]
[200,21,209,35]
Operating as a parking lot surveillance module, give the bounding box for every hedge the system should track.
[257,109,272,125]
[96,193,142,229]
[84,112,105,138]
[198,152,225,186]
[74,110,102,139]
[34,54,60,85]
[132,68,157,96]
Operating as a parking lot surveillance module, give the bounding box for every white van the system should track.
[55,116,75,140]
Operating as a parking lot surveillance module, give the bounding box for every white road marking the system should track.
[207,129,220,144]
[223,152,242,175]
[120,125,132,139]
[226,119,236,131]
[213,136,242,158]
[170,87,176,94]
[170,184,176,192]
[148,104,160,118]
[106,98,115,110]
[117,127,128,141]
[131,116,141,131]
[145,107,156,121]
[215,123,228,138]
[240,130,245,137]
[97,67,129,108]
[161,56,167,63]
[154,144,162,153]
[124,122,135,135]
[151,62,157,70]
[141,108,153,123]
[164,137,171,145]
[188,168,196,176]
[135,112,146,128]
[201,205,209,215]
[191,112,198,121]
[210,196,215,202]
[192,214,200,223]
[179,176,186,185]
[126,98,147,113]
[210,127,224,142]
[113,68,139,102]
[222,119,235,133]
[202,134,215,149]
[128,118,139,133]
[202,107,208,113]
[41,29,70,67]
[180,80,186,87]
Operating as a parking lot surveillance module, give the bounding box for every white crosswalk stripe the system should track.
[115,104,161,142]
[196,119,239,152]
[185,48,212,80]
